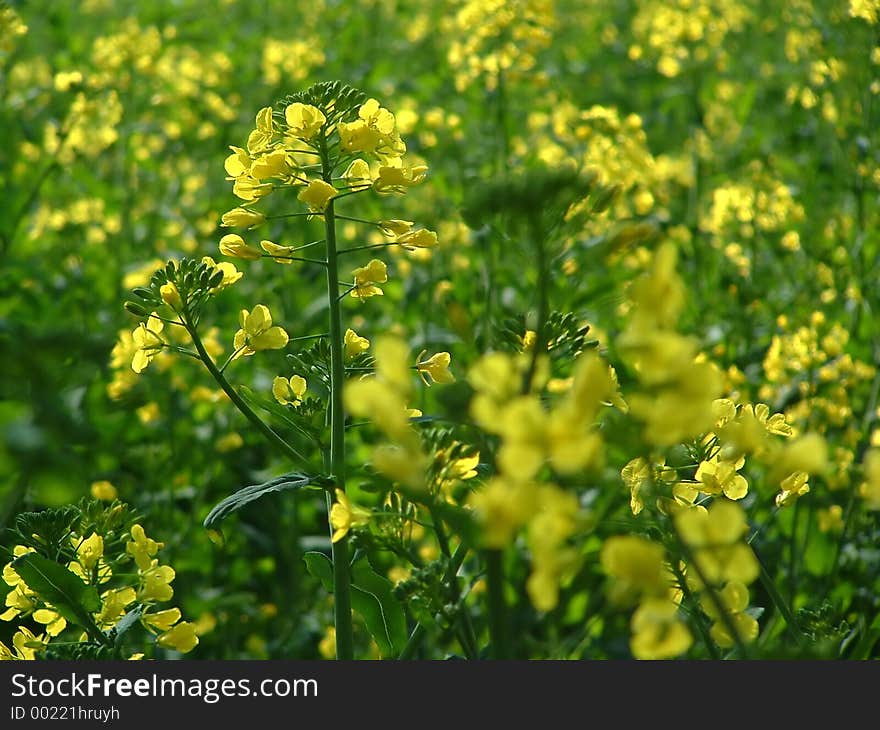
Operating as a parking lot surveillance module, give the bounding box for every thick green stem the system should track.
[485,549,510,659]
[522,215,549,394]
[321,141,354,660]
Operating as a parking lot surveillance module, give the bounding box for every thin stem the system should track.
[320,135,354,661]
[671,562,721,659]
[485,549,510,659]
[399,624,427,660]
[671,524,750,659]
[264,254,327,266]
[288,239,325,252]
[335,214,381,227]
[338,242,398,256]
[429,507,479,657]
[289,332,329,343]
[756,554,807,649]
[218,345,247,375]
[267,212,317,221]
[184,318,307,466]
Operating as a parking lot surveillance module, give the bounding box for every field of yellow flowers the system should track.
[1,0,879,661]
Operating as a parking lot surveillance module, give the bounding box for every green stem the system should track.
[321,138,354,661]
[672,525,750,659]
[429,507,479,658]
[756,555,807,649]
[338,242,398,256]
[485,549,510,659]
[184,319,307,466]
[671,562,721,659]
[522,215,549,394]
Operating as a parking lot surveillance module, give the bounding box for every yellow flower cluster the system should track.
[618,242,723,445]
[344,335,432,490]
[221,94,427,229]
[466,349,624,610]
[1,522,197,659]
[630,0,751,78]
[601,536,691,659]
[445,0,555,91]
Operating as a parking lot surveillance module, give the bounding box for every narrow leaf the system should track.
[113,605,144,645]
[12,553,101,628]
[203,473,314,530]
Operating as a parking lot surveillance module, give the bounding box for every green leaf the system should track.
[203,473,316,530]
[350,560,407,658]
[303,551,334,593]
[112,605,144,645]
[12,552,101,628]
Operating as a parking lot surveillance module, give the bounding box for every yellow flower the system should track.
[215,432,244,453]
[297,179,337,213]
[341,159,372,189]
[142,607,182,632]
[372,164,428,194]
[379,219,414,236]
[90,480,118,501]
[285,102,326,140]
[97,587,136,628]
[351,259,388,301]
[467,477,538,548]
[702,581,759,648]
[272,375,307,406]
[600,535,670,599]
[676,500,759,587]
[233,305,289,356]
[260,240,296,264]
[397,228,438,250]
[329,489,371,543]
[696,457,749,500]
[344,328,370,360]
[126,524,163,572]
[220,207,266,229]
[4,627,46,660]
[775,471,810,508]
[157,621,199,652]
[75,533,104,571]
[219,233,262,260]
[416,351,455,384]
[338,119,381,155]
[622,457,653,516]
[249,149,290,180]
[630,598,693,659]
[131,314,165,374]
[33,608,67,637]
[159,282,182,309]
[1,584,38,622]
[201,256,243,290]
[817,505,844,533]
[224,145,251,178]
[246,106,275,154]
[318,626,336,659]
[138,562,175,602]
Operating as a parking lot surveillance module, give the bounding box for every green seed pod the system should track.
[124,300,151,317]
